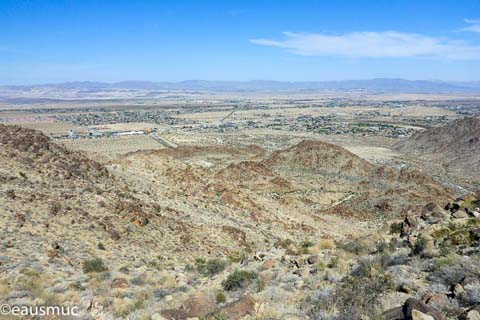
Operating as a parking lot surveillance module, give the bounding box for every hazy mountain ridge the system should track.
[3,78,480,93]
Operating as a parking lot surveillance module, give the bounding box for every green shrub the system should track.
[216,291,226,304]
[83,258,108,273]
[222,270,258,291]
[335,270,395,317]
[390,222,403,235]
[256,279,266,292]
[196,258,228,277]
[227,252,245,263]
[327,256,339,269]
[299,240,315,254]
[413,236,427,255]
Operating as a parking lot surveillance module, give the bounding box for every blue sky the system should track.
[1,0,480,84]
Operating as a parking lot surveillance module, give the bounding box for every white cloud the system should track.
[250,31,480,60]
[462,19,480,33]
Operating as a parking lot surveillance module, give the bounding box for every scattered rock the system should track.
[462,309,480,320]
[185,294,215,318]
[111,278,128,289]
[452,210,468,219]
[219,294,257,319]
[306,255,318,265]
[260,259,275,270]
[412,309,435,320]
[425,293,450,310]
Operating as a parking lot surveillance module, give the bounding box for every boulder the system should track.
[185,293,215,318]
[402,298,446,320]
[219,294,256,319]
[463,310,480,320]
[425,293,450,310]
[412,310,435,320]
[422,204,446,224]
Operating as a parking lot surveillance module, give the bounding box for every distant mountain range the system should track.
[3,78,480,93]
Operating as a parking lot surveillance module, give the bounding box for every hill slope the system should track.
[394,117,480,181]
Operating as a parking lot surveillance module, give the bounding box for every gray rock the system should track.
[402,298,446,320]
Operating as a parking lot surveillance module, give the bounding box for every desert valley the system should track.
[0,81,479,320]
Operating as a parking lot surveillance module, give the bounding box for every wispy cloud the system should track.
[250,31,480,60]
[462,19,480,33]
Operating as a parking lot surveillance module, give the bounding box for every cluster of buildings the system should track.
[56,111,181,126]
[65,127,158,139]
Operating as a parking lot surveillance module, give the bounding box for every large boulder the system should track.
[402,298,446,320]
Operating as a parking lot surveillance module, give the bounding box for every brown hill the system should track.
[0,124,109,181]
[393,117,480,181]
[394,117,480,154]
[263,140,375,177]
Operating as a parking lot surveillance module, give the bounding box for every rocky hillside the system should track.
[1,125,473,320]
[394,117,480,182]
[263,140,375,177]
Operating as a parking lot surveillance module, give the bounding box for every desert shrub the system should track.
[83,258,108,273]
[196,258,228,277]
[308,265,394,320]
[315,261,326,273]
[334,271,395,318]
[69,281,85,291]
[300,240,315,253]
[341,237,373,255]
[461,284,480,306]
[274,238,295,249]
[308,253,396,318]
[222,270,258,291]
[327,256,339,269]
[378,252,409,268]
[216,291,226,304]
[256,278,266,292]
[227,251,245,263]
[318,239,336,250]
[119,266,130,274]
[390,222,403,235]
[130,275,146,286]
[428,256,480,288]
[97,242,106,250]
[413,235,428,255]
